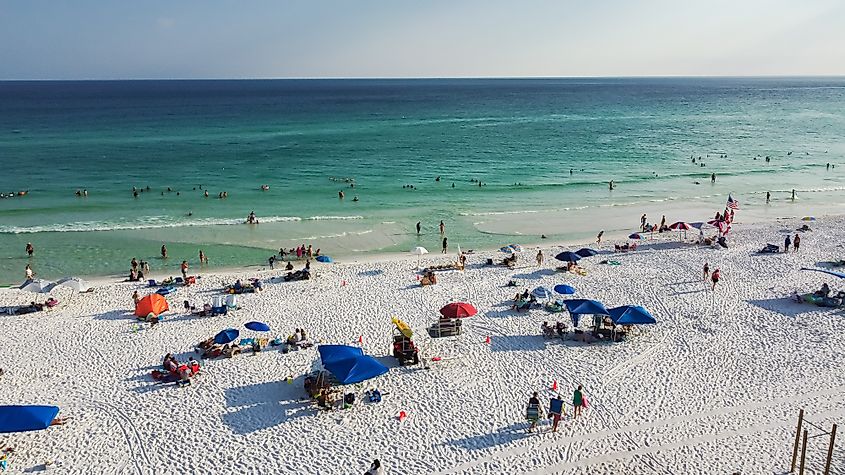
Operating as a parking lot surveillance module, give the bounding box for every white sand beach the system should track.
[1,216,844,474]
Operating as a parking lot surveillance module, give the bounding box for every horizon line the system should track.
[2,74,845,82]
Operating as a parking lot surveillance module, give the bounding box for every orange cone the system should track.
[552,380,558,391]
[358,335,363,344]
[485,335,491,344]
[398,410,407,422]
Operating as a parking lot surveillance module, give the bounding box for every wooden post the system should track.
[791,409,804,472]
[799,429,808,475]
[823,423,837,475]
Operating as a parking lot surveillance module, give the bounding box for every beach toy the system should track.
[398,410,407,422]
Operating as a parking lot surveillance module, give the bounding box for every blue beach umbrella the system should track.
[553,284,576,295]
[318,345,364,366]
[575,248,598,257]
[323,354,388,385]
[316,255,333,263]
[214,328,240,344]
[244,321,270,332]
[554,251,581,263]
[563,299,610,316]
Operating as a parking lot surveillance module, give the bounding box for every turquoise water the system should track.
[1,78,844,283]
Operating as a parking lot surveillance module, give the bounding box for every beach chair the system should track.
[175,277,184,285]
[211,306,227,316]
[147,279,158,287]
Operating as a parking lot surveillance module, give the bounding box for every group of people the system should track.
[159,353,201,384]
[128,257,150,282]
[526,385,587,433]
[280,244,321,260]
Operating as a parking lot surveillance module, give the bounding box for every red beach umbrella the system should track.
[669,221,691,230]
[439,302,477,318]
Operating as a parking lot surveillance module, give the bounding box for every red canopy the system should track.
[439,302,477,318]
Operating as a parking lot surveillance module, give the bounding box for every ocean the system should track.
[1,77,843,283]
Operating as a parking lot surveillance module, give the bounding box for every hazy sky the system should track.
[1,0,844,79]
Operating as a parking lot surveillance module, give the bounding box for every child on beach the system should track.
[25,264,35,281]
[793,234,800,252]
[703,262,709,280]
[536,249,543,267]
[711,268,721,290]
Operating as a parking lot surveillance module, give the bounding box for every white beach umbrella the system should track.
[55,277,92,293]
[20,279,53,293]
[411,246,429,268]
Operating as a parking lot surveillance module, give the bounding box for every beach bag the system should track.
[582,396,589,409]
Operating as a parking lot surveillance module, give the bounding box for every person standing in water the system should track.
[792,189,796,201]
[180,260,189,280]
[416,221,421,235]
[338,190,345,199]
[439,220,445,235]
[711,173,716,183]
[766,191,770,203]
[25,242,34,257]
[441,237,448,254]
[199,250,208,265]
[608,180,614,190]
[161,245,168,259]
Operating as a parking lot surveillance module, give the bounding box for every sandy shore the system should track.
[1,215,844,474]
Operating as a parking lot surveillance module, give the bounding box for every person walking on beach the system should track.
[793,234,800,252]
[596,230,604,245]
[439,220,445,235]
[416,221,421,235]
[442,237,448,254]
[526,391,542,432]
[711,268,721,291]
[25,242,34,257]
[549,394,565,432]
[640,214,647,231]
[536,249,544,267]
[703,262,710,280]
[180,260,189,280]
[573,385,585,419]
[784,235,791,253]
[268,255,276,269]
[161,245,168,259]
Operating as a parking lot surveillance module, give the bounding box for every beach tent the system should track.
[439,302,477,318]
[318,345,364,366]
[134,294,169,317]
[0,405,59,433]
[553,284,576,295]
[53,277,92,293]
[532,286,553,300]
[315,255,333,263]
[608,305,657,325]
[563,299,609,327]
[800,267,845,279]
[575,248,598,257]
[323,354,388,385]
[554,251,581,263]
[20,279,52,293]
[214,328,240,344]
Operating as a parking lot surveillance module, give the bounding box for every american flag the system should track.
[727,194,740,210]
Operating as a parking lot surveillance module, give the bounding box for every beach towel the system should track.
[526,404,540,421]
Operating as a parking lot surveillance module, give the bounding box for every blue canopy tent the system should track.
[318,345,364,366]
[323,355,388,385]
[575,248,598,257]
[800,267,845,279]
[563,299,610,327]
[0,405,60,433]
[554,251,581,263]
[315,255,333,263]
[553,284,576,295]
[608,305,657,325]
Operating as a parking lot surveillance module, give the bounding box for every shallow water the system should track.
[1,78,843,283]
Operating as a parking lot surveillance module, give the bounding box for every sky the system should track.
[1,0,844,79]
